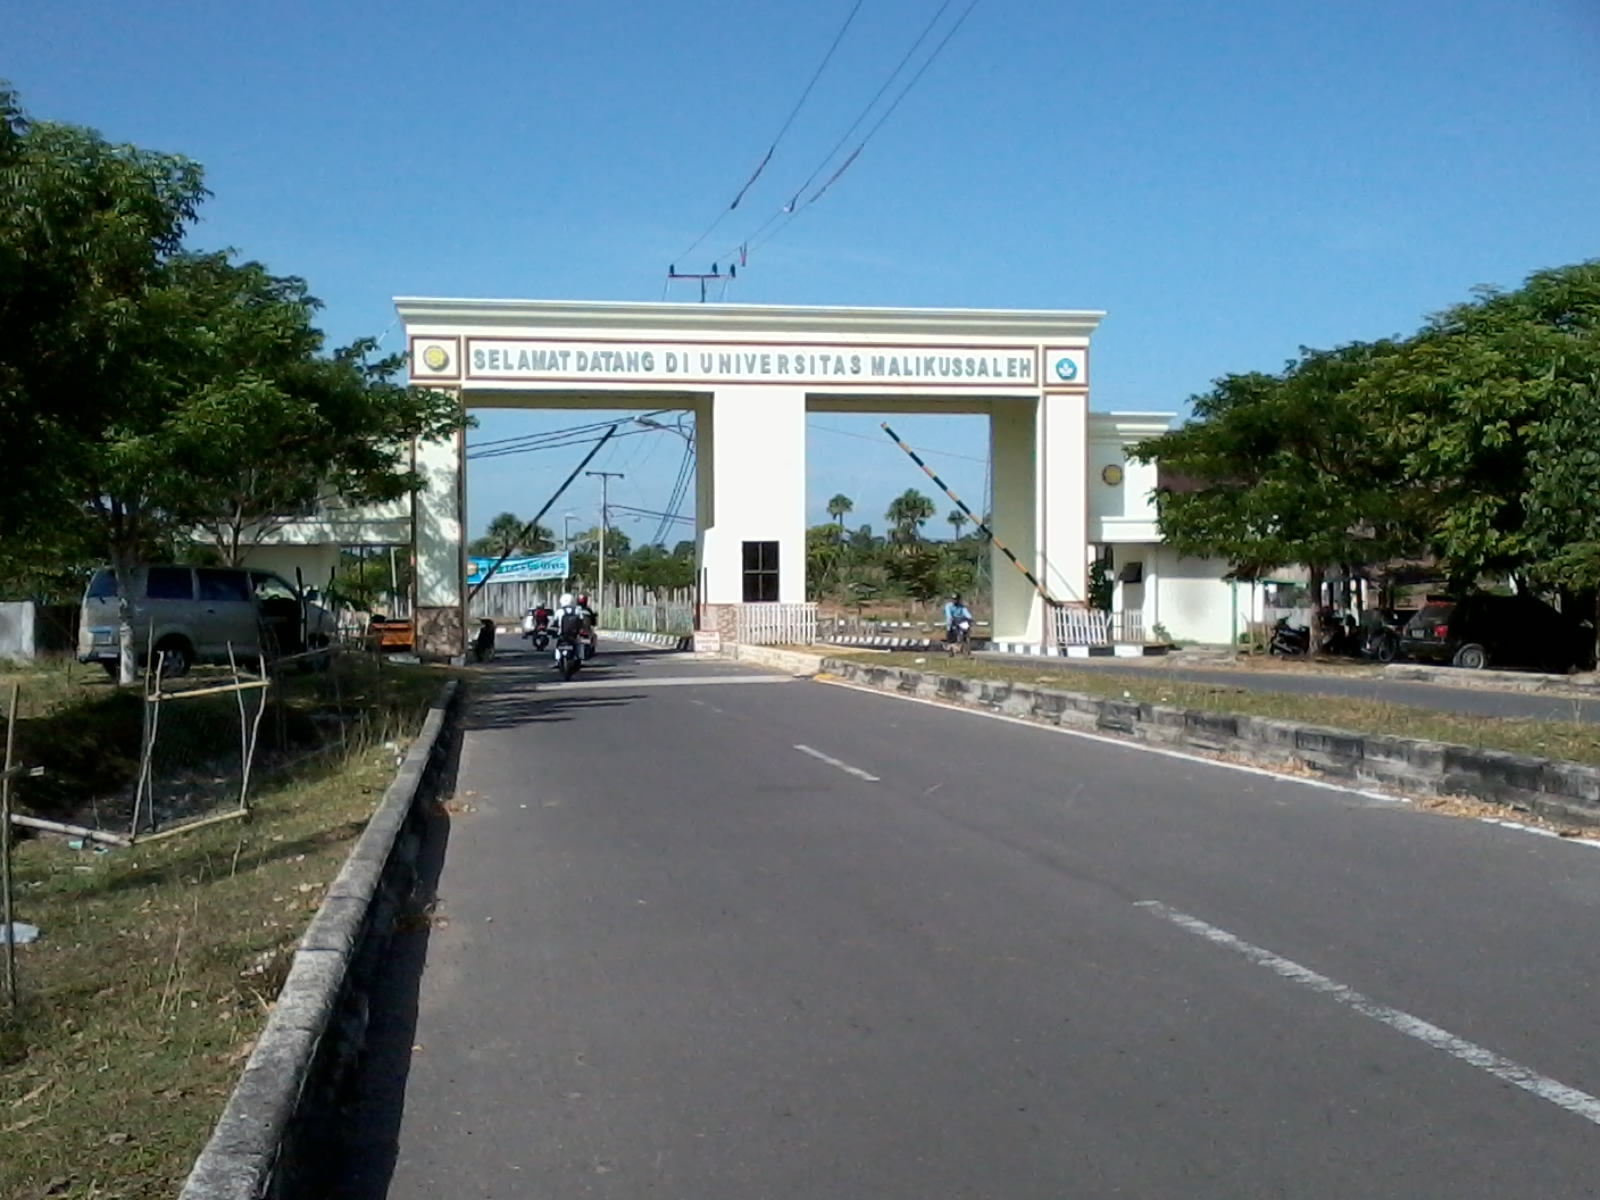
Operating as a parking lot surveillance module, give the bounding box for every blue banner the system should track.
[467,552,571,586]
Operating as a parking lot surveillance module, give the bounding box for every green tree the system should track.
[1131,341,1411,647]
[886,488,936,547]
[827,493,854,527]
[883,547,945,603]
[806,523,845,599]
[0,85,204,546]
[947,508,967,540]
[1523,371,1600,661]
[469,511,555,560]
[0,88,470,679]
[1360,260,1600,586]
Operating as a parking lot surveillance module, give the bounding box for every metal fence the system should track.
[735,603,818,646]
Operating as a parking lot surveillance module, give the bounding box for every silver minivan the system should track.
[77,565,336,677]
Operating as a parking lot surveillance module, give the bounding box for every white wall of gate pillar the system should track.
[990,398,1041,643]
[701,385,806,605]
[1040,390,1090,610]
[413,420,467,655]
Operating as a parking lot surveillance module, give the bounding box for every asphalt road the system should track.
[980,651,1600,723]
[330,637,1600,1199]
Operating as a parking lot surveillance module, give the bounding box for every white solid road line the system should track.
[794,743,880,782]
[1136,900,1600,1128]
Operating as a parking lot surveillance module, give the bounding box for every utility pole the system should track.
[586,471,624,616]
[666,262,735,303]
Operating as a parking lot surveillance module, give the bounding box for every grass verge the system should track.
[863,652,1600,767]
[0,655,445,1200]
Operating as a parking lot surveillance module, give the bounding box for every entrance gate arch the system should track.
[398,299,1104,657]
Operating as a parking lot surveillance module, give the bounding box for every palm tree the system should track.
[827,493,854,527]
[886,488,935,546]
[947,509,967,540]
[475,511,554,557]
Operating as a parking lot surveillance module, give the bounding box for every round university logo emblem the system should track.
[422,345,451,372]
[1053,355,1079,382]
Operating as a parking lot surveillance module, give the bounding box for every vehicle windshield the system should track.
[86,569,117,600]
[251,573,299,602]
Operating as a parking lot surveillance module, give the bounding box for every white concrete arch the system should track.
[398,298,1104,657]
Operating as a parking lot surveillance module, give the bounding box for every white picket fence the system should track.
[470,581,693,635]
[1053,607,1146,646]
[735,603,818,646]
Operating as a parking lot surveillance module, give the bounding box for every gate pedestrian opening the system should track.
[400,298,1108,658]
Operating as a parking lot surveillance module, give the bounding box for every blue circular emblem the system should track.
[1054,355,1079,382]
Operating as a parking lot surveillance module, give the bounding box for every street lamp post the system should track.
[560,514,576,593]
[585,472,624,617]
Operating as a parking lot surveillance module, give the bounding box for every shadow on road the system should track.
[321,704,460,1200]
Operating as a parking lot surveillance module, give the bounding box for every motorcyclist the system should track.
[553,592,585,644]
[943,593,973,643]
[575,592,598,658]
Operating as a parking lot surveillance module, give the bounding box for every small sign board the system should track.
[693,630,723,655]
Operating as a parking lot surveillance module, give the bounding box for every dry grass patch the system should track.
[0,657,445,1200]
[863,653,1600,768]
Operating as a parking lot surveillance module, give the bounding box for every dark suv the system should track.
[1397,593,1589,673]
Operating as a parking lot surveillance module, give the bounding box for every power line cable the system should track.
[727,0,982,264]
[468,412,671,454]
[807,420,989,463]
[672,0,868,266]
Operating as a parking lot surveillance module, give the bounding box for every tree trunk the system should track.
[114,556,138,687]
[1307,563,1325,656]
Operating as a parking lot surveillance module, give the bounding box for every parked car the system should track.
[77,565,337,677]
[1396,593,1589,673]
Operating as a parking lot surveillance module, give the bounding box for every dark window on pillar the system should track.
[741,540,780,603]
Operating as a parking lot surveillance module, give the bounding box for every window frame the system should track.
[741,540,780,604]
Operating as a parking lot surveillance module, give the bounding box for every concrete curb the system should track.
[1383,663,1600,694]
[178,679,461,1200]
[820,659,1600,828]
[605,630,694,650]
[720,644,827,674]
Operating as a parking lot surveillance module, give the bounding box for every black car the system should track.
[1397,593,1589,673]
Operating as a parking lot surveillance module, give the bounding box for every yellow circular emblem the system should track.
[1101,464,1125,486]
[422,345,450,372]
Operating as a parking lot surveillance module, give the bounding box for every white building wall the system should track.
[1146,546,1261,646]
[701,385,807,605]
[989,398,1040,642]
[238,545,341,592]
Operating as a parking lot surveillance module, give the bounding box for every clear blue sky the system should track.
[10,0,1599,541]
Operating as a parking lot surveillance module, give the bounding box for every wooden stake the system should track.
[133,807,249,844]
[147,678,272,703]
[7,814,128,846]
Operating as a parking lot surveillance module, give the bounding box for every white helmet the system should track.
[559,592,574,608]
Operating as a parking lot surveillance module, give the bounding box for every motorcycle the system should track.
[553,635,581,681]
[945,617,973,656]
[472,617,497,663]
[522,607,551,650]
[1268,617,1311,656]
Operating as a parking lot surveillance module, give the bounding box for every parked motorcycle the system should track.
[472,618,497,663]
[1268,617,1311,656]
